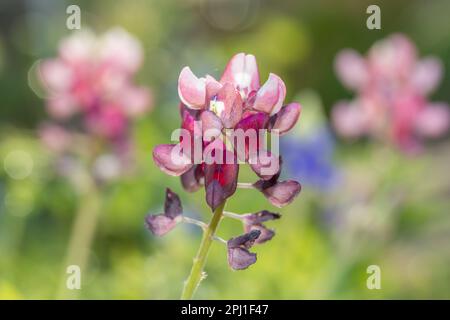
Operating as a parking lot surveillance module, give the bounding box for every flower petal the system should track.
[205,75,222,102]
[178,66,206,109]
[201,110,223,139]
[415,103,450,138]
[220,53,260,96]
[411,57,443,95]
[249,150,280,180]
[153,144,193,176]
[213,82,243,128]
[234,112,270,161]
[180,164,204,192]
[227,229,260,270]
[244,223,275,244]
[227,247,257,270]
[252,73,282,114]
[164,188,183,219]
[204,148,239,211]
[243,210,281,224]
[145,214,178,236]
[331,101,368,138]
[228,229,261,249]
[334,49,368,90]
[255,180,301,208]
[270,102,301,135]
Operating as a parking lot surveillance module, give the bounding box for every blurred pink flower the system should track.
[38,123,72,153]
[37,28,152,141]
[332,34,449,153]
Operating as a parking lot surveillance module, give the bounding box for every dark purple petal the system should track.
[145,214,179,236]
[227,247,257,270]
[164,188,182,219]
[180,164,204,192]
[204,146,239,211]
[228,229,261,249]
[242,211,280,244]
[255,180,301,208]
[227,229,261,270]
[152,144,193,176]
[244,223,275,244]
[204,163,239,211]
[243,210,281,224]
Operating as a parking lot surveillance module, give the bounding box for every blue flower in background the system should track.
[281,126,339,192]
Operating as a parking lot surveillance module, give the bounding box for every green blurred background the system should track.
[0,0,449,299]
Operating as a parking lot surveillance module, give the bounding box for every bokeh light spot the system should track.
[3,150,34,180]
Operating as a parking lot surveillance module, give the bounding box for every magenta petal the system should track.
[145,215,178,236]
[234,112,270,161]
[252,73,281,114]
[153,144,193,176]
[201,110,223,138]
[270,102,301,135]
[220,53,260,95]
[249,151,280,180]
[178,66,206,109]
[255,180,301,208]
[214,82,243,128]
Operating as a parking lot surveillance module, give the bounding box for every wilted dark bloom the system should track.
[145,188,183,236]
[227,230,261,270]
[242,210,280,244]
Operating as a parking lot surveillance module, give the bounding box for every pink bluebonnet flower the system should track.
[150,53,302,272]
[332,34,449,153]
[38,28,152,142]
[36,28,152,182]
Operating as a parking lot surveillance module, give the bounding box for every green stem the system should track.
[180,201,226,300]
[57,176,101,299]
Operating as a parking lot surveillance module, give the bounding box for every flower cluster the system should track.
[332,33,449,153]
[38,27,152,143]
[36,28,152,181]
[148,53,302,270]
